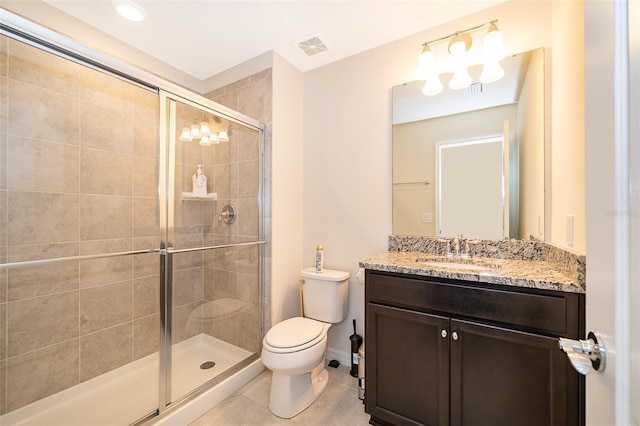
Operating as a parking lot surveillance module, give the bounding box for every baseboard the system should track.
[326,347,351,367]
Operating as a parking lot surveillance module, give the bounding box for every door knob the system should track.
[559,331,606,375]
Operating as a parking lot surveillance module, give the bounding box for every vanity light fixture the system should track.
[111,0,148,22]
[416,19,507,95]
[179,120,229,145]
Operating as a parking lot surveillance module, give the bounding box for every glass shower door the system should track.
[161,95,263,406]
[0,34,161,425]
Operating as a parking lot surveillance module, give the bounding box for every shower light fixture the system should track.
[416,19,507,95]
[112,0,148,22]
[179,120,229,145]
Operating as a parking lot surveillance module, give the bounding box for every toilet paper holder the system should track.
[559,331,606,375]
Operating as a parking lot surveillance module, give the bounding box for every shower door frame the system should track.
[1,10,266,424]
[157,91,266,415]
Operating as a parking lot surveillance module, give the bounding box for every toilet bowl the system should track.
[261,317,331,418]
[261,268,350,418]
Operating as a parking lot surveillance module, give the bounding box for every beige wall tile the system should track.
[173,267,202,307]
[8,135,79,193]
[174,200,203,236]
[0,303,6,360]
[0,359,5,415]
[133,275,159,318]
[133,87,159,123]
[0,80,6,150]
[8,243,79,300]
[237,198,259,238]
[7,242,79,301]
[79,195,132,240]
[133,197,159,238]
[237,273,259,315]
[8,38,81,97]
[80,323,132,382]
[237,126,260,162]
[172,301,202,344]
[212,243,239,272]
[7,192,79,245]
[236,311,260,353]
[8,79,80,145]
[134,116,159,159]
[133,156,158,197]
[80,148,132,196]
[0,190,5,245]
[7,292,79,356]
[133,314,159,360]
[238,160,259,199]
[6,339,79,412]
[173,235,203,270]
[80,281,132,335]
[0,35,7,77]
[79,67,133,113]
[237,243,259,275]
[80,101,132,154]
[133,236,160,279]
[79,239,133,288]
[210,269,237,301]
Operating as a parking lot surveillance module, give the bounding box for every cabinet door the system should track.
[366,303,449,426]
[450,319,577,426]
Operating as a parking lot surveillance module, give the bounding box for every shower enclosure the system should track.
[0,17,265,425]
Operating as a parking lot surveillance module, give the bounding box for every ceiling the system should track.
[40,0,507,81]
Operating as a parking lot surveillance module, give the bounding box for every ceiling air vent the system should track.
[295,35,329,57]
[463,82,484,96]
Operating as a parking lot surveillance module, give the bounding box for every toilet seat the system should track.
[263,317,327,354]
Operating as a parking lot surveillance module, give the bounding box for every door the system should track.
[450,319,578,426]
[584,1,637,424]
[366,303,449,426]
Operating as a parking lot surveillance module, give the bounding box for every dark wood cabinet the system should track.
[365,270,585,426]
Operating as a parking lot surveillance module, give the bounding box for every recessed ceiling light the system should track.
[112,0,148,22]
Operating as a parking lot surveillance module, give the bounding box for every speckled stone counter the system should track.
[360,236,586,294]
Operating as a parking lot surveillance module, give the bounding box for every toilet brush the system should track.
[350,319,363,377]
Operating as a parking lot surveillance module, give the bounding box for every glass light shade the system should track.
[217,130,229,142]
[179,127,192,142]
[210,133,220,145]
[483,23,507,60]
[479,60,505,84]
[190,123,200,138]
[112,0,148,22]
[422,76,443,96]
[449,68,472,90]
[199,121,211,136]
[199,136,211,146]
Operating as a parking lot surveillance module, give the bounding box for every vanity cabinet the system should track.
[365,270,585,426]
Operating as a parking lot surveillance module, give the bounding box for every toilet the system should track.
[261,267,350,418]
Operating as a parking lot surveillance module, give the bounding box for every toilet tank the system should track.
[300,267,350,323]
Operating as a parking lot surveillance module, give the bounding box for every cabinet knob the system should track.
[452,331,459,341]
[441,329,447,338]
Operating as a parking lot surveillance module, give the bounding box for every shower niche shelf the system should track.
[181,192,218,200]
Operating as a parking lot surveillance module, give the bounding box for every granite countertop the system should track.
[359,251,585,294]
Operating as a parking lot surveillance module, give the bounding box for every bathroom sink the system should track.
[416,256,502,272]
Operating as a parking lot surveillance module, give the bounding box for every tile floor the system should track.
[190,363,371,425]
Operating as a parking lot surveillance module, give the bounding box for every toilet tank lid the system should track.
[301,267,350,281]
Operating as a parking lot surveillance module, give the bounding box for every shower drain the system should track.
[200,361,216,370]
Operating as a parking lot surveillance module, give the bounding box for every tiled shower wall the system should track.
[0,36,161,412]
[205,69,273,336]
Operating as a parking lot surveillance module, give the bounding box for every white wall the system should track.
[303,0,586,360]
[271,53,305,325]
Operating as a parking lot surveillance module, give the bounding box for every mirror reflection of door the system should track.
[436,137,504,239]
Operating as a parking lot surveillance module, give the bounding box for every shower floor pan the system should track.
[1,334,252,426]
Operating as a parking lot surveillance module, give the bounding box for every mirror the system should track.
[392,47,545,240]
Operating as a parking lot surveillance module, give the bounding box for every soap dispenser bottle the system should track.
[192,165,207,197]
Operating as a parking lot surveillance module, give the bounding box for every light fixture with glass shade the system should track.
[415,19,507,95]
[179,118,229,145]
